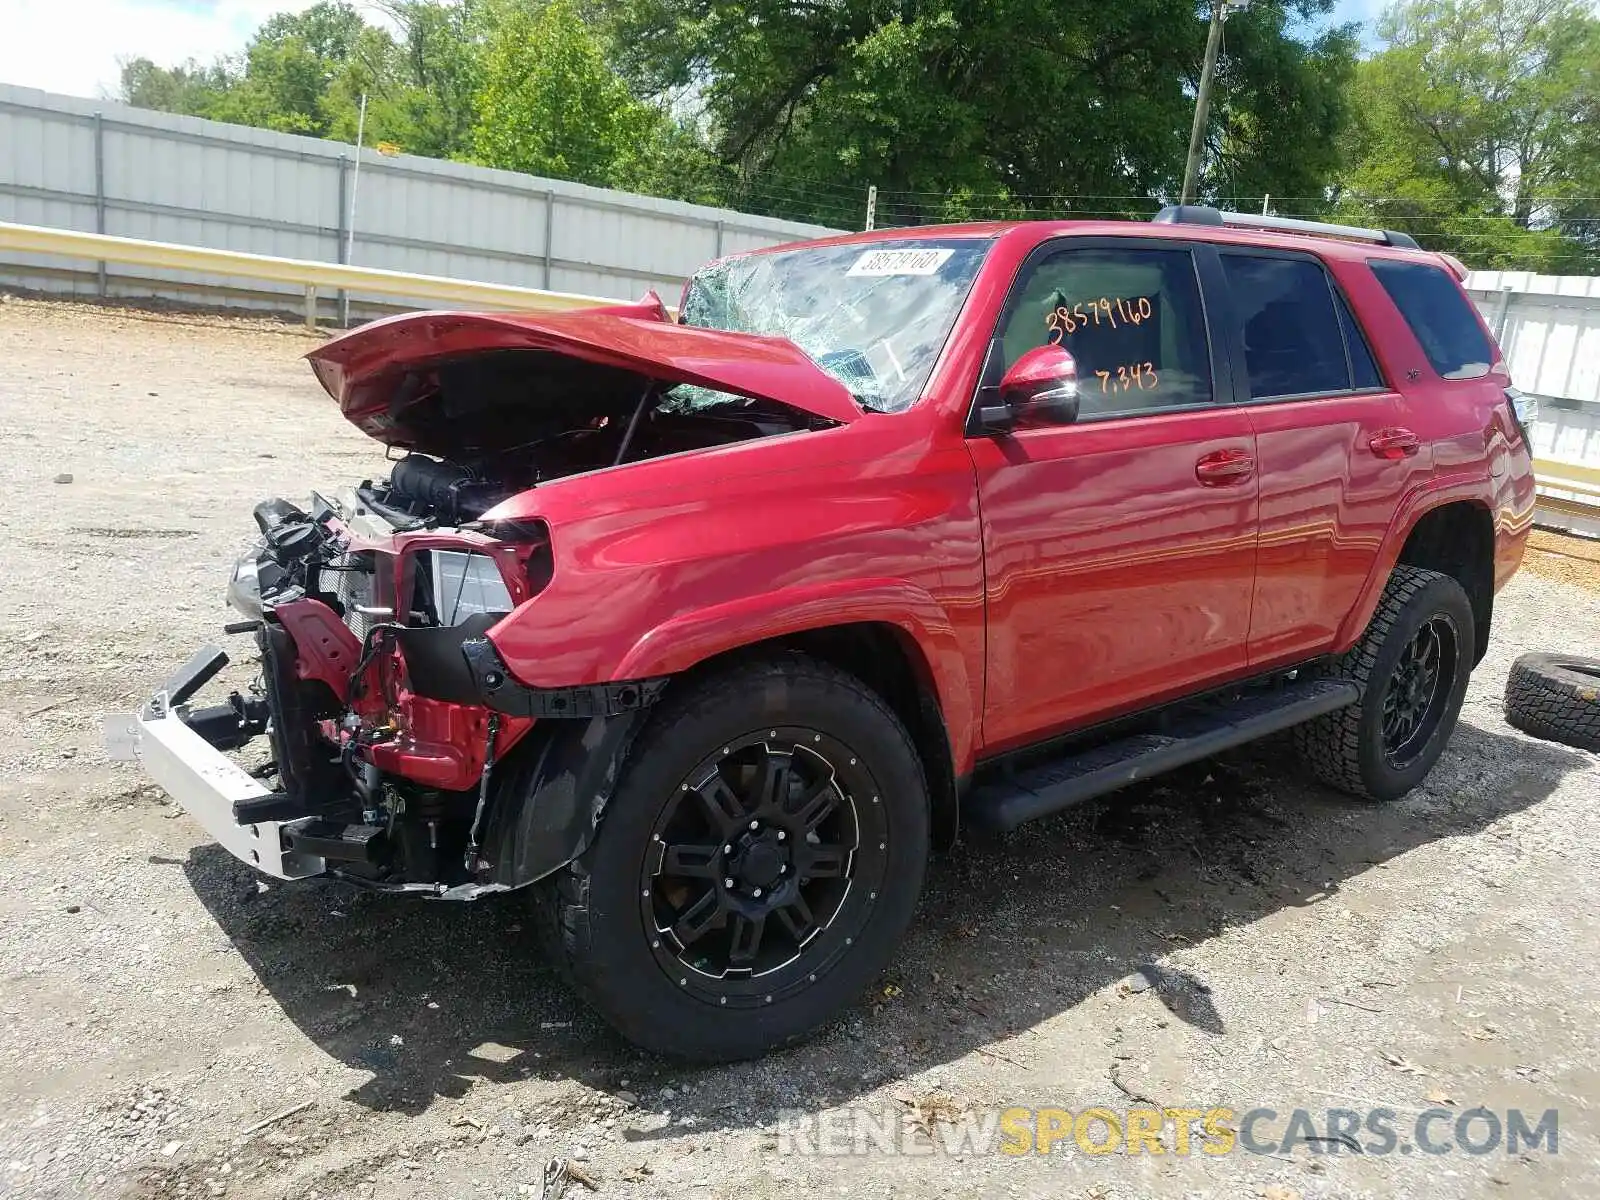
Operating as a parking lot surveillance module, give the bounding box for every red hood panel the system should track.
[305,296,862,441]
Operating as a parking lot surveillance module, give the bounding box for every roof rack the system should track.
[1152,205,1421,250]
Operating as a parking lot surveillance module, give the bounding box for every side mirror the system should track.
[977,345,1080,432]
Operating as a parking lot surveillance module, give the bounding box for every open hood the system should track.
[305,294,863,447]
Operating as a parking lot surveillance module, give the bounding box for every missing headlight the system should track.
[416,550,513,627]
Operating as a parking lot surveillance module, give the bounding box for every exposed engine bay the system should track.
[347,348,820,526]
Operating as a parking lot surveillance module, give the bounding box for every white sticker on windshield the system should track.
[846,248,955,277]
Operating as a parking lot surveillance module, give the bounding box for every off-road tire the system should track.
[1293,565,1475,801]
[1504,653,1600,752]
[532,654,930,1062]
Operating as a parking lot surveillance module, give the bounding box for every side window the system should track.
[1369,259,1493,380]
[995,246,1212,418]
[1333,286,1383,390]
[1221,253,1353,399]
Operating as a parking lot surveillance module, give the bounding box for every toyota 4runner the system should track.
[105,205,1537,1061]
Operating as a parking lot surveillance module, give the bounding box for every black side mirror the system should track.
[976,345,1081,433]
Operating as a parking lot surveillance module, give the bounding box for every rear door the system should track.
[1210,248,1414,667]
[967,238,1259,753]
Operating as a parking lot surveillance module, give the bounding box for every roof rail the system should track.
[1152,205,1421,250]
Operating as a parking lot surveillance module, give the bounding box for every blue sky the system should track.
[1333,0,1385,24]
[0,0,1385,102]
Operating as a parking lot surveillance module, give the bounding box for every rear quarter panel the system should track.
[1325,254,1536,651]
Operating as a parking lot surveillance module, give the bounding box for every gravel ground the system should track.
[1,296,1597,1200]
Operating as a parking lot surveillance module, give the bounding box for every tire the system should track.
[533,654,930,1062]
[1504,653,1600,752]
[1293,565,1475,801]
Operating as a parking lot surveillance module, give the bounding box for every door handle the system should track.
[1195,448,1255,485]
[1369,427,1420,459]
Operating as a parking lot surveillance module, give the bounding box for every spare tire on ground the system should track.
[1504,653,1600,752]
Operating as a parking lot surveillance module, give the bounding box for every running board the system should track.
[963,678,1359,833]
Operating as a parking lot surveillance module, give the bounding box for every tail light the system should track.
[1505,387,1538,446]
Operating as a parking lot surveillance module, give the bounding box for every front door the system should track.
[967,239,1260,754]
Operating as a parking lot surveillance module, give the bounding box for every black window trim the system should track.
[1213,244,1392,407]
[967,234,1234,430]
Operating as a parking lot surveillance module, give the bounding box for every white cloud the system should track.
[0,0,322,100]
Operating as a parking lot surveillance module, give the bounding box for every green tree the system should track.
[472,0,706,194]
[118,57,233,116]
[1335,0,1600,270]
[601,0,1359,226]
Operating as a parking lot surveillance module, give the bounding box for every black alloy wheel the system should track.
[533,655,930,1061]
[1379,613,1459,768]
[642,729,889,1007]
[1293,565,1475,801]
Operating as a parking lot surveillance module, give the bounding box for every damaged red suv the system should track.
[107,207,1536,1060]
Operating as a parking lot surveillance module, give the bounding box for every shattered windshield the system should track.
[673,238,993,414]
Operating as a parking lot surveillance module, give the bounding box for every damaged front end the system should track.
[104,295,864,897]
[106,488,663,898]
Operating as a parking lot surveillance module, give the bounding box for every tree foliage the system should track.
[474,0,654,186]
[1336,0,1600,270]
[603,0,1359,225]
[114,0,1599,270]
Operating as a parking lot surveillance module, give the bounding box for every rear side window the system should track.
[995,246,1212,418]
[1221,254,1353,399]
[1369,259,1493,380]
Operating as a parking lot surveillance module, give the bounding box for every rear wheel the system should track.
[1294,565,1475,801]
[535,655,930,1061]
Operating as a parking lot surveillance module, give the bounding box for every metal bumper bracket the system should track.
[103,696,324,881]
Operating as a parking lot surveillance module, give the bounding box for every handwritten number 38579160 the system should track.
[1045,296,1153,340]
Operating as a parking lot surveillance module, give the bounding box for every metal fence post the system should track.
[93,112,107,297]
[543,190,555,288]
[1494,285,1514,342]
[336,155,350,326]
[715,220,725,258]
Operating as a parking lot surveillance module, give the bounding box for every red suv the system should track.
[107,206,1536,1061]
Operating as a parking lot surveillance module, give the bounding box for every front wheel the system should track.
[1293,565,1475,801]
[535,655,930,1061]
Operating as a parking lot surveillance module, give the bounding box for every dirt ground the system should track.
[1,296,1597,1200]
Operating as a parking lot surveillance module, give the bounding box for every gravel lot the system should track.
[1,296,1597,1200]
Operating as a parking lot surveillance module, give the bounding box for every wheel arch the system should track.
[1394,500,1495,664]
[1339,487,1497,663]
[660,621,963,851]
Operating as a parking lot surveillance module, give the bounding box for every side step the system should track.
[963,678,1358,833]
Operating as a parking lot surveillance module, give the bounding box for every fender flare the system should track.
[1334,475,1495,652]
[612,577,978,773]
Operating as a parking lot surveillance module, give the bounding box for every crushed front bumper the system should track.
[103,648,325,882]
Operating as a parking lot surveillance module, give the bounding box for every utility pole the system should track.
[1181,0,1228,205]
[346,92,368,266]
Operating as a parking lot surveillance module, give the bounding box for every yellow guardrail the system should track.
[0,219,619,326]
[1533,457,1600,526]
[1534,457,1600,494]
